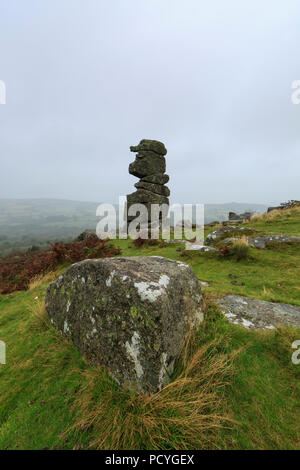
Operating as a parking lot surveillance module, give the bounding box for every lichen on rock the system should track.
[45,256,203,394]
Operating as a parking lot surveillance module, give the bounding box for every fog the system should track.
[1,0,300,205]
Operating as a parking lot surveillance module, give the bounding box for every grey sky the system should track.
[0,0,299,205]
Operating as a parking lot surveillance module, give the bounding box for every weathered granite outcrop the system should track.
[219,234,300,250]
[127,139,170,227]
[247,235,300,249]
[219,295,300,330]
[205,226,258,245]
[267,200,300,213]
[45,256,203,394]
[228,211,253,222]
[76,229,96,241]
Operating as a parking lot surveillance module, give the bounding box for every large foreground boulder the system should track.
[45,256,203,394]
[219,294,300,330]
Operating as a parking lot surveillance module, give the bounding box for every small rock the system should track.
[199,281,210,288]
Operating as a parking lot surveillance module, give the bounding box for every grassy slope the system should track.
[0,207,300,449]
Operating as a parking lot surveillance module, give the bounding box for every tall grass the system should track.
[250,204,300,223]
[231,236,250,261]
[65,332,236,450]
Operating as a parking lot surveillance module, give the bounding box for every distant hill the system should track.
[0,198,268,256]
[0,199,100,256]
[203,202,268,223]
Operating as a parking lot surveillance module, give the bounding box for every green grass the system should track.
[0,207,300,449]
[0,285,299,449]
[110,237,300,306]
[244,204,300,236]
[202,303,300,449]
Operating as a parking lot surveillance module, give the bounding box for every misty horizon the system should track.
[1,1,300,206]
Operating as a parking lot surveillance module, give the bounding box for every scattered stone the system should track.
[247,235,300,250]
[221,237,239,245]
[222,220,243,226]
[199,281,210,288]
[184,244,217,252]
[134,181,170,197]
[45,256,203,394]
[228,211,253,222]
[205,226,258,245]
[142,174,169,185]
[76,229,96,241]
[197,246,218,252]
[205,221,220,227]
[208,231,300,250]
[130,140,167,156]
[218,294,300,330]
[164,240,217,252]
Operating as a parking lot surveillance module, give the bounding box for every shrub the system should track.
[0,235,121,294]
[231,237,250,261]
[133,237,159,248]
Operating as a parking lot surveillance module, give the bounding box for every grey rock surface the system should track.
[207,231,300,250]
[185,244,218,252]
[45,256,203,394]
[247,235,300,249]
[129,153,166,178]
[76,229,96,241]
[219,294,300,330]
[197,246,218,252]
[229,211,253,222]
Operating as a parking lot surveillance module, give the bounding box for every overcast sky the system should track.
[0,0,300,205]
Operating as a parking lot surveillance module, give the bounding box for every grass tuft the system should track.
[65,332,235,450]
[29,271,61,291]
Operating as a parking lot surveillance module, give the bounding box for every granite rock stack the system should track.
[126,139,170,228]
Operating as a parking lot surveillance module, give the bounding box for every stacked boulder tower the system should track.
[126,139,170,229]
